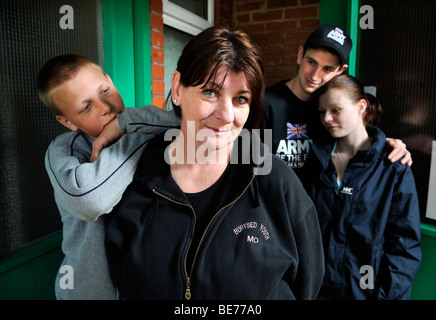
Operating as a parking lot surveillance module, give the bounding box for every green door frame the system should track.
[319,0,360,77]
[103,0,152,108]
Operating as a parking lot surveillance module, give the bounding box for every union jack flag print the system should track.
[287,123,309,139]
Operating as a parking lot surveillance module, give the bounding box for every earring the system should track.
[174,99,178,104]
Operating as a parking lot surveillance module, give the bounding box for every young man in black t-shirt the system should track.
[261,25,411,179]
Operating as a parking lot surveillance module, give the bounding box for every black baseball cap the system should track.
[304,25,353,66]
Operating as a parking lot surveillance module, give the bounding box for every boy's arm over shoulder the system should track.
[45,130,149,222]
[91,105,180,161]
[118,105,180,134]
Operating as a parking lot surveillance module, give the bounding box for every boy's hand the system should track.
[91,118,122,162]
[386,137,412,166]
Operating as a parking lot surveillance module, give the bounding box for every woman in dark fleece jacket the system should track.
[302,74,421,300]
[104,25,324,300]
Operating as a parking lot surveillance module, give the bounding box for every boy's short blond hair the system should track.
[37,54,104,115]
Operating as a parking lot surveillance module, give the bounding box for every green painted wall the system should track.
[410,225,436,299]
[0,232,63,300]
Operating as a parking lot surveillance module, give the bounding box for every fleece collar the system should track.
[133,130,267,206]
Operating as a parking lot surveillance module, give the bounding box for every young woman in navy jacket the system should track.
[302,74,421,299]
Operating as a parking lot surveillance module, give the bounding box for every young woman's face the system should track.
[52,64,125,140]
[318,88,366,139]
[172,67,251,152]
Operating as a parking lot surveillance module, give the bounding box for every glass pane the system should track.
[164,25,193,110]
[170,0,207,19]
[359,0,436,225]
[0,0,104,258]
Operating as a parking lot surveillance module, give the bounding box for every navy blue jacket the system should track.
[105,131,324,300]
[302,125,421,300]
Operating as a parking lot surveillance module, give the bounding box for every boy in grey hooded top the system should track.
[38,54,180,299]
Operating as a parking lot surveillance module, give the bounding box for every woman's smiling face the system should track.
[173,67,251,152]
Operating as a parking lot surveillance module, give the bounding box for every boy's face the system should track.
[52,63,125,140]
[294,46,348,100]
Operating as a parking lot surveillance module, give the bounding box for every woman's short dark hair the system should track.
[166,25,265,129]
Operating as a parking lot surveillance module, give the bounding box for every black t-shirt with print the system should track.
[260,80,328,180]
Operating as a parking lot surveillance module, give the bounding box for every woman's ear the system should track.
[171,71,181,105]
[56,115,78,132]
[358,98,368,115]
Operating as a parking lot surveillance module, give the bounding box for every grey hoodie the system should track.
[45,105,180,299]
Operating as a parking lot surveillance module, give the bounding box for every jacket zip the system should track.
[152,174,255,300]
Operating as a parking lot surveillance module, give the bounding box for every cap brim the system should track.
[306,39,346,66]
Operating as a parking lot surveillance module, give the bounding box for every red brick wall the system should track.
[215,0,234,25]
[150,0,166,109]
[234,0,320,87]
[149,0,320,108]
[149,0,234,109]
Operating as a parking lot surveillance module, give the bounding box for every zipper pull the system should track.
[185,277,192,300]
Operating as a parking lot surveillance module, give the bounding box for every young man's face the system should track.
[294,47,348,100]
[51,63,125,140]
